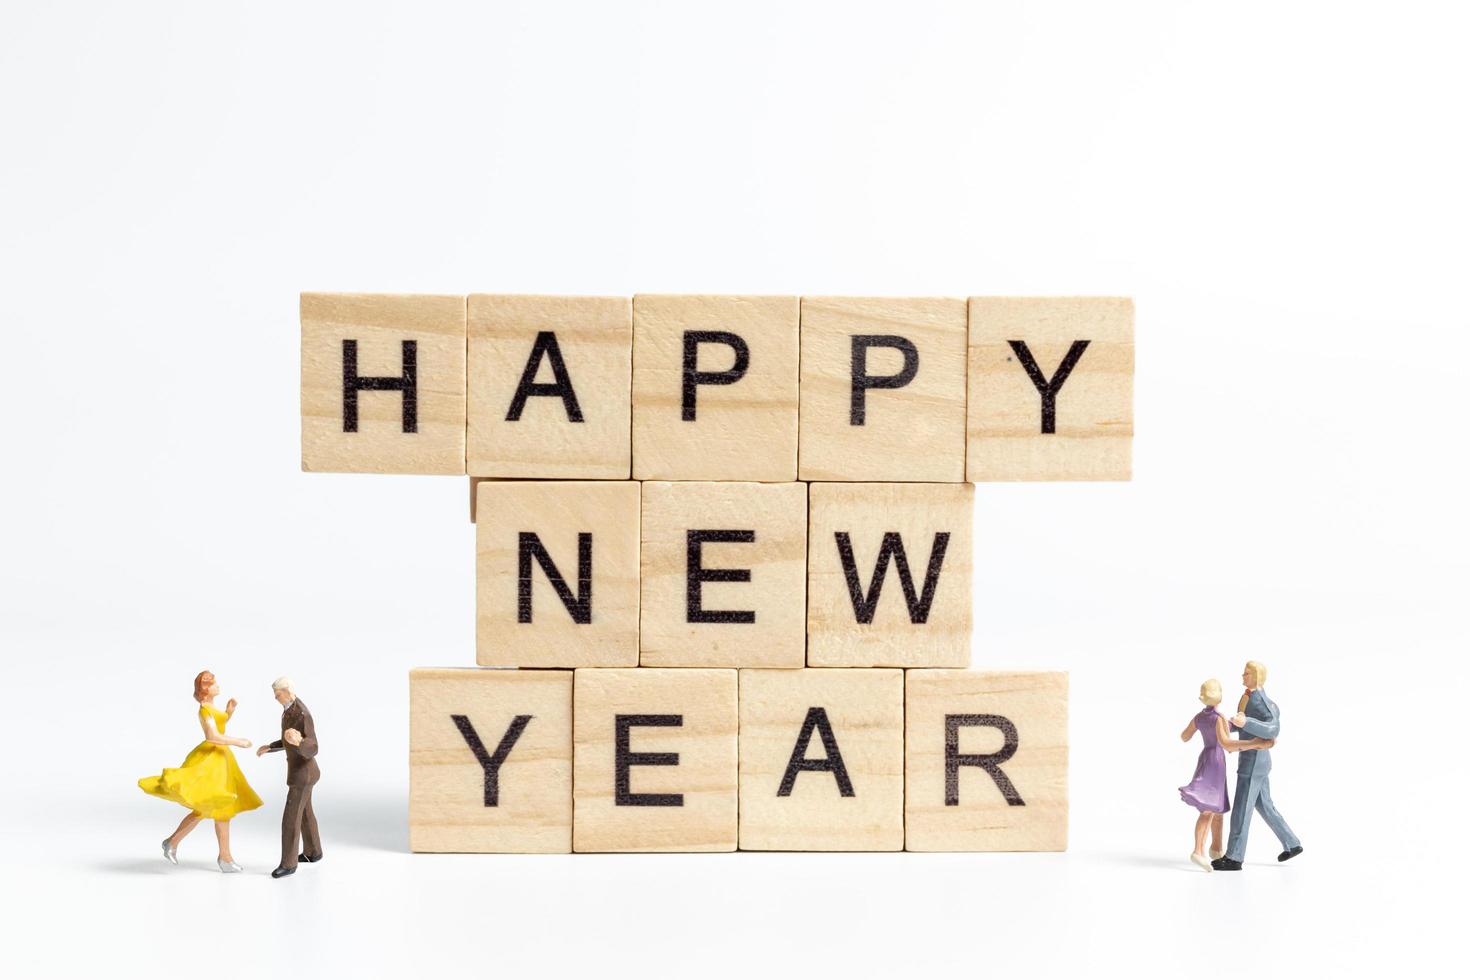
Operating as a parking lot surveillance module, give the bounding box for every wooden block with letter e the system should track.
[467,295,632,478]
[301,292,466,474]
[798,297,967,482]
[632,294,798,481]
[475,481,640,667]
[904,670,1068,851]
[806,482,973,667]
[738,668,904,851]
[967,296,1133,481]
[573,668,738,852]
[639,481,806,668]
[409,668,572,853]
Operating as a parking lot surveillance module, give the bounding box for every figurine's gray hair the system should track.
[271,676,293,692]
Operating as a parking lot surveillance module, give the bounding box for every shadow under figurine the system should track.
[1210,661,1304,871]
[256,676,322,878]
[1179,677,1274,871]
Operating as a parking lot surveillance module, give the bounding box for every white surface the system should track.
[1,2,1464,975]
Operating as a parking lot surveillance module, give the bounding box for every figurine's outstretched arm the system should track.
[200,712,250,750]
[1216,713,1274,752]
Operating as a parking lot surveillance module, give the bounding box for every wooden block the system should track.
[904,670,1068,851]
[966,297,1133,481]
[797,297,966,482]
[573,668,738,852]
[475,481,640,667]
[301,293,466,474]
[469,476,484,522]
[738,668,904,850]
[639,481,806,668]
[632,295,798,481]
[806,482,972,667]
[467,295,631,478]
[409,668,572,853]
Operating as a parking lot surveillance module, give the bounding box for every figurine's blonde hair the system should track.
[1244,661,1267,688]
[1199,678,1222,706]
[193,670,215,703]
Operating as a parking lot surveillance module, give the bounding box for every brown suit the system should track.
[266,698,321,870]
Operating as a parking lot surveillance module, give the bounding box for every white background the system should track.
[2,1,1465,976]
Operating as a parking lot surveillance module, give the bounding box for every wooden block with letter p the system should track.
[738,668,904,851]
[967,296,1133,481]
[806,482,973,667]
[904,670,1068,851]
[475,481,640,667]
[301,292,466,473]
[409,668,572,853]
[639,481,807,668]
[632,294,798,481]
[797,297,967,482]
[573,668,738,852]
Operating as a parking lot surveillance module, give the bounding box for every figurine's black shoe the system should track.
[1278,846,1303,862]
[299,853,323,863]
[271,866,296,879]
[1210,857,1243,871]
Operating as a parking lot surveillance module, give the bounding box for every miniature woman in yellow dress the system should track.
[138,670,263,872]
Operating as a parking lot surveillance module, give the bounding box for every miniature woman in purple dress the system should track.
[1179,679,1273,871]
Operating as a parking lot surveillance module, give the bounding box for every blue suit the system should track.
[1225,688,1300,861]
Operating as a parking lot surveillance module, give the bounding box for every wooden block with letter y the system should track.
[573,668,738,852]
[409,668,572,853]
[904,670,1068,851]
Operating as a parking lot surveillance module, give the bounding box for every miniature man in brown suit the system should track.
[256,676,321,878]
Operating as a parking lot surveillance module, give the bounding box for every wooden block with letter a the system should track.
[904,670,1068,851]
[409,668,572,853]
[797,297,967,482]
[301,293,466,474]
[806,482,973,667]
[467,295,632,478]
[632,294,798,481]
[738,668,904,850]
[967,296,1133,481]
[573,668,738,852]
[476,481,640,667]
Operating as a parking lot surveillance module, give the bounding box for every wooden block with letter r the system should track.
[573,668,738,852]
[738,668,904,851]
[797,297,967,482]
[905,670,1068,851]
[806,482,973,667]
[967,296,1133,481]
[301,292,466,474]
[409,668,572,853]
[476,481,640,667]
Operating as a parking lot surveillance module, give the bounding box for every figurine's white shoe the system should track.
[1209,847,1225,861]
[217,858,243,873]
[1190,853,1213,872]
[161,840,178,865]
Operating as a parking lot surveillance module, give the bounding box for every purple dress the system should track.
[1179,708,1230,814]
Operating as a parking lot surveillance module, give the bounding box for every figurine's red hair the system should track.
[193,670,215,702]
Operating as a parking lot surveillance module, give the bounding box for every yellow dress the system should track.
[138,704,264,820]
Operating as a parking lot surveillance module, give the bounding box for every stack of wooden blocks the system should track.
[301,294,1133,853]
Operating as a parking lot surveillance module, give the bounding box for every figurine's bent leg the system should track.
[1225,774,1260,862]
[1253,777,1300,851]
[168,811,202,847]
[300,785,321,859]
[279,784,306,871]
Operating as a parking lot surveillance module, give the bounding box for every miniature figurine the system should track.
[1211,661,1303,871]
[1178,678,1274,871]
[139,670,263,872]
[256,676,321,879]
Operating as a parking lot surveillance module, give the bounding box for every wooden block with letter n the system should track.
[738,668,904,851]
[573,668,738,852]
[806,482,973,667]
[798,297,967,482]
[904,670,1068,851]
[967,296,1133,481]
[409,668,572,853]
[639,481,806,668]
[301,293,466,474]
[467,295,632,478]
[475,481,640,667]
[632,294,799,481]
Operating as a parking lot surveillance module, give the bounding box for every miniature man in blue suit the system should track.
[1212,661,1303,870]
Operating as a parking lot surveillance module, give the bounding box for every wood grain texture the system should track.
[639,481,806,668]
[738,668,904,851]
[797,297,966,482]
[806,482,972,667]
[967,296,1133,481]
[904,670,1068,851]
[475,481,640,667]
[409,668,572,853]
[301,293,466,474]
[573,668,738,852]
[632,295,798,481]
[467,295,631,478]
